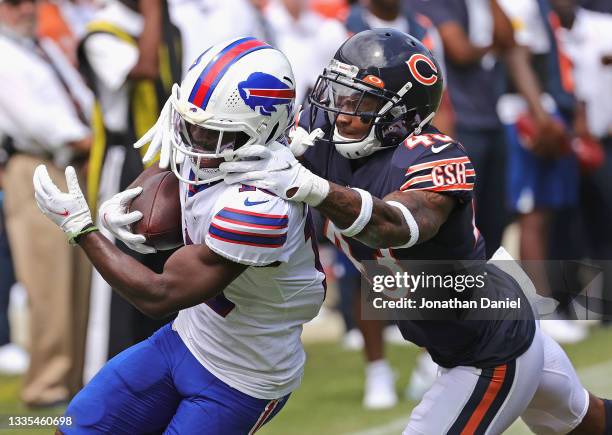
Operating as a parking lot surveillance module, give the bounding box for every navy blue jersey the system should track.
[304,126,485,262]
[303,127,535,368]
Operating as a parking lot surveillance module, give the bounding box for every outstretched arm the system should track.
[33,164,247,320]
[220,144,457,250]
[316,184,456,249]
[78,233,246,318]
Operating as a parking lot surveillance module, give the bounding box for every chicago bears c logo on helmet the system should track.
[238,72,295,116]
[406,54,438,86]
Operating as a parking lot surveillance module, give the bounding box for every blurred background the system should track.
[1,0,612,433]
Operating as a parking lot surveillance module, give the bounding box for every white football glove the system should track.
[220,143,330,206]
[98,188,157,254]
[33,165,95,243]
[285,106,323,157]
[288,124,324,158]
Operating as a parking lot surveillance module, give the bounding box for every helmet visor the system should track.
[311,75,387,142]
[312,76,386,117]
[178,118,249,157]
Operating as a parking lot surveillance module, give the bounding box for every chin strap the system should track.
[333,111,437,159]
[412,111,436,136]
[333,126,383,159]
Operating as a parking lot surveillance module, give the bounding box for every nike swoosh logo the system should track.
[51,208,70,217]
[431,143,451,153]
[244,198,270,207]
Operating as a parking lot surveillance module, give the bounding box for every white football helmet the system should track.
[165,37,296,185]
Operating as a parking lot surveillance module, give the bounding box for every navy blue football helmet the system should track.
[309,28,444,159]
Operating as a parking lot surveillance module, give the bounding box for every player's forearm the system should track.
[316,183,410,249]
[78,231,169,317]
[438,23,492,66]
[504,46,548,122]
[129,0,161,79]
[316,185,454,249]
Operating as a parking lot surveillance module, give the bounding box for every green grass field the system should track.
[2,327,612,435]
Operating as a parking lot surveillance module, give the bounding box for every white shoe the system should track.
[383,325,414,346]
[540,319,588,344]
[341,328,364,351]
[363,359,397,409]
[406,352,438,401]
[0,343,29,375]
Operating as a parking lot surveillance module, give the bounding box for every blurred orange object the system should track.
[37,0,76,64]
[571,136,605,173]
[310,0,349,21]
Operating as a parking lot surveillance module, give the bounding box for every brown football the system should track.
[129,171,183,250]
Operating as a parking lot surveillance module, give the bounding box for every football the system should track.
[129,171,183,251]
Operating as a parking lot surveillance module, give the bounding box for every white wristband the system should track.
[386,200,419,248]
[302,175,330,207]
[340,188,373,237]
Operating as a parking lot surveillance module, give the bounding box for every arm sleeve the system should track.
[399,142,476,203]
[205,188,306,266]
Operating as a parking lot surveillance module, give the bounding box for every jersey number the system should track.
[324,221,403,278]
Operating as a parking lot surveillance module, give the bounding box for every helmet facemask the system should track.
[309,59,434,159]
[167,85,262,185]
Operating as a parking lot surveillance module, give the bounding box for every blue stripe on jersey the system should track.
[209,225,287,247]
[216,208,288,228]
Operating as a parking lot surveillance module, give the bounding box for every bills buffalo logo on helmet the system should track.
[238,72,296,116]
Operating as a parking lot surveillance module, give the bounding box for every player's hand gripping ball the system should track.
[100,171,182,253]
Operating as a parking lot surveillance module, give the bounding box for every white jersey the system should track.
[173,163,326,400]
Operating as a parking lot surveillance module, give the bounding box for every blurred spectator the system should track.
[410,0,515,257]
[169,0,270,74]
[55,0,97,38]
[76,0,182,380]
[37,0,97,64]
[339,0,449,410]
[0,141,28,376]
[37,0,76,61]
[345,1,442,67]
[579,0,612,14]
[265,0,348,105]
[311,0,348,20]
[554,0,612,321]
[498,0,587,343]
[349,0,456,133]
[0,0,93,406]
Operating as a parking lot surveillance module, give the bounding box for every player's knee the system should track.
[569,394,607,435]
